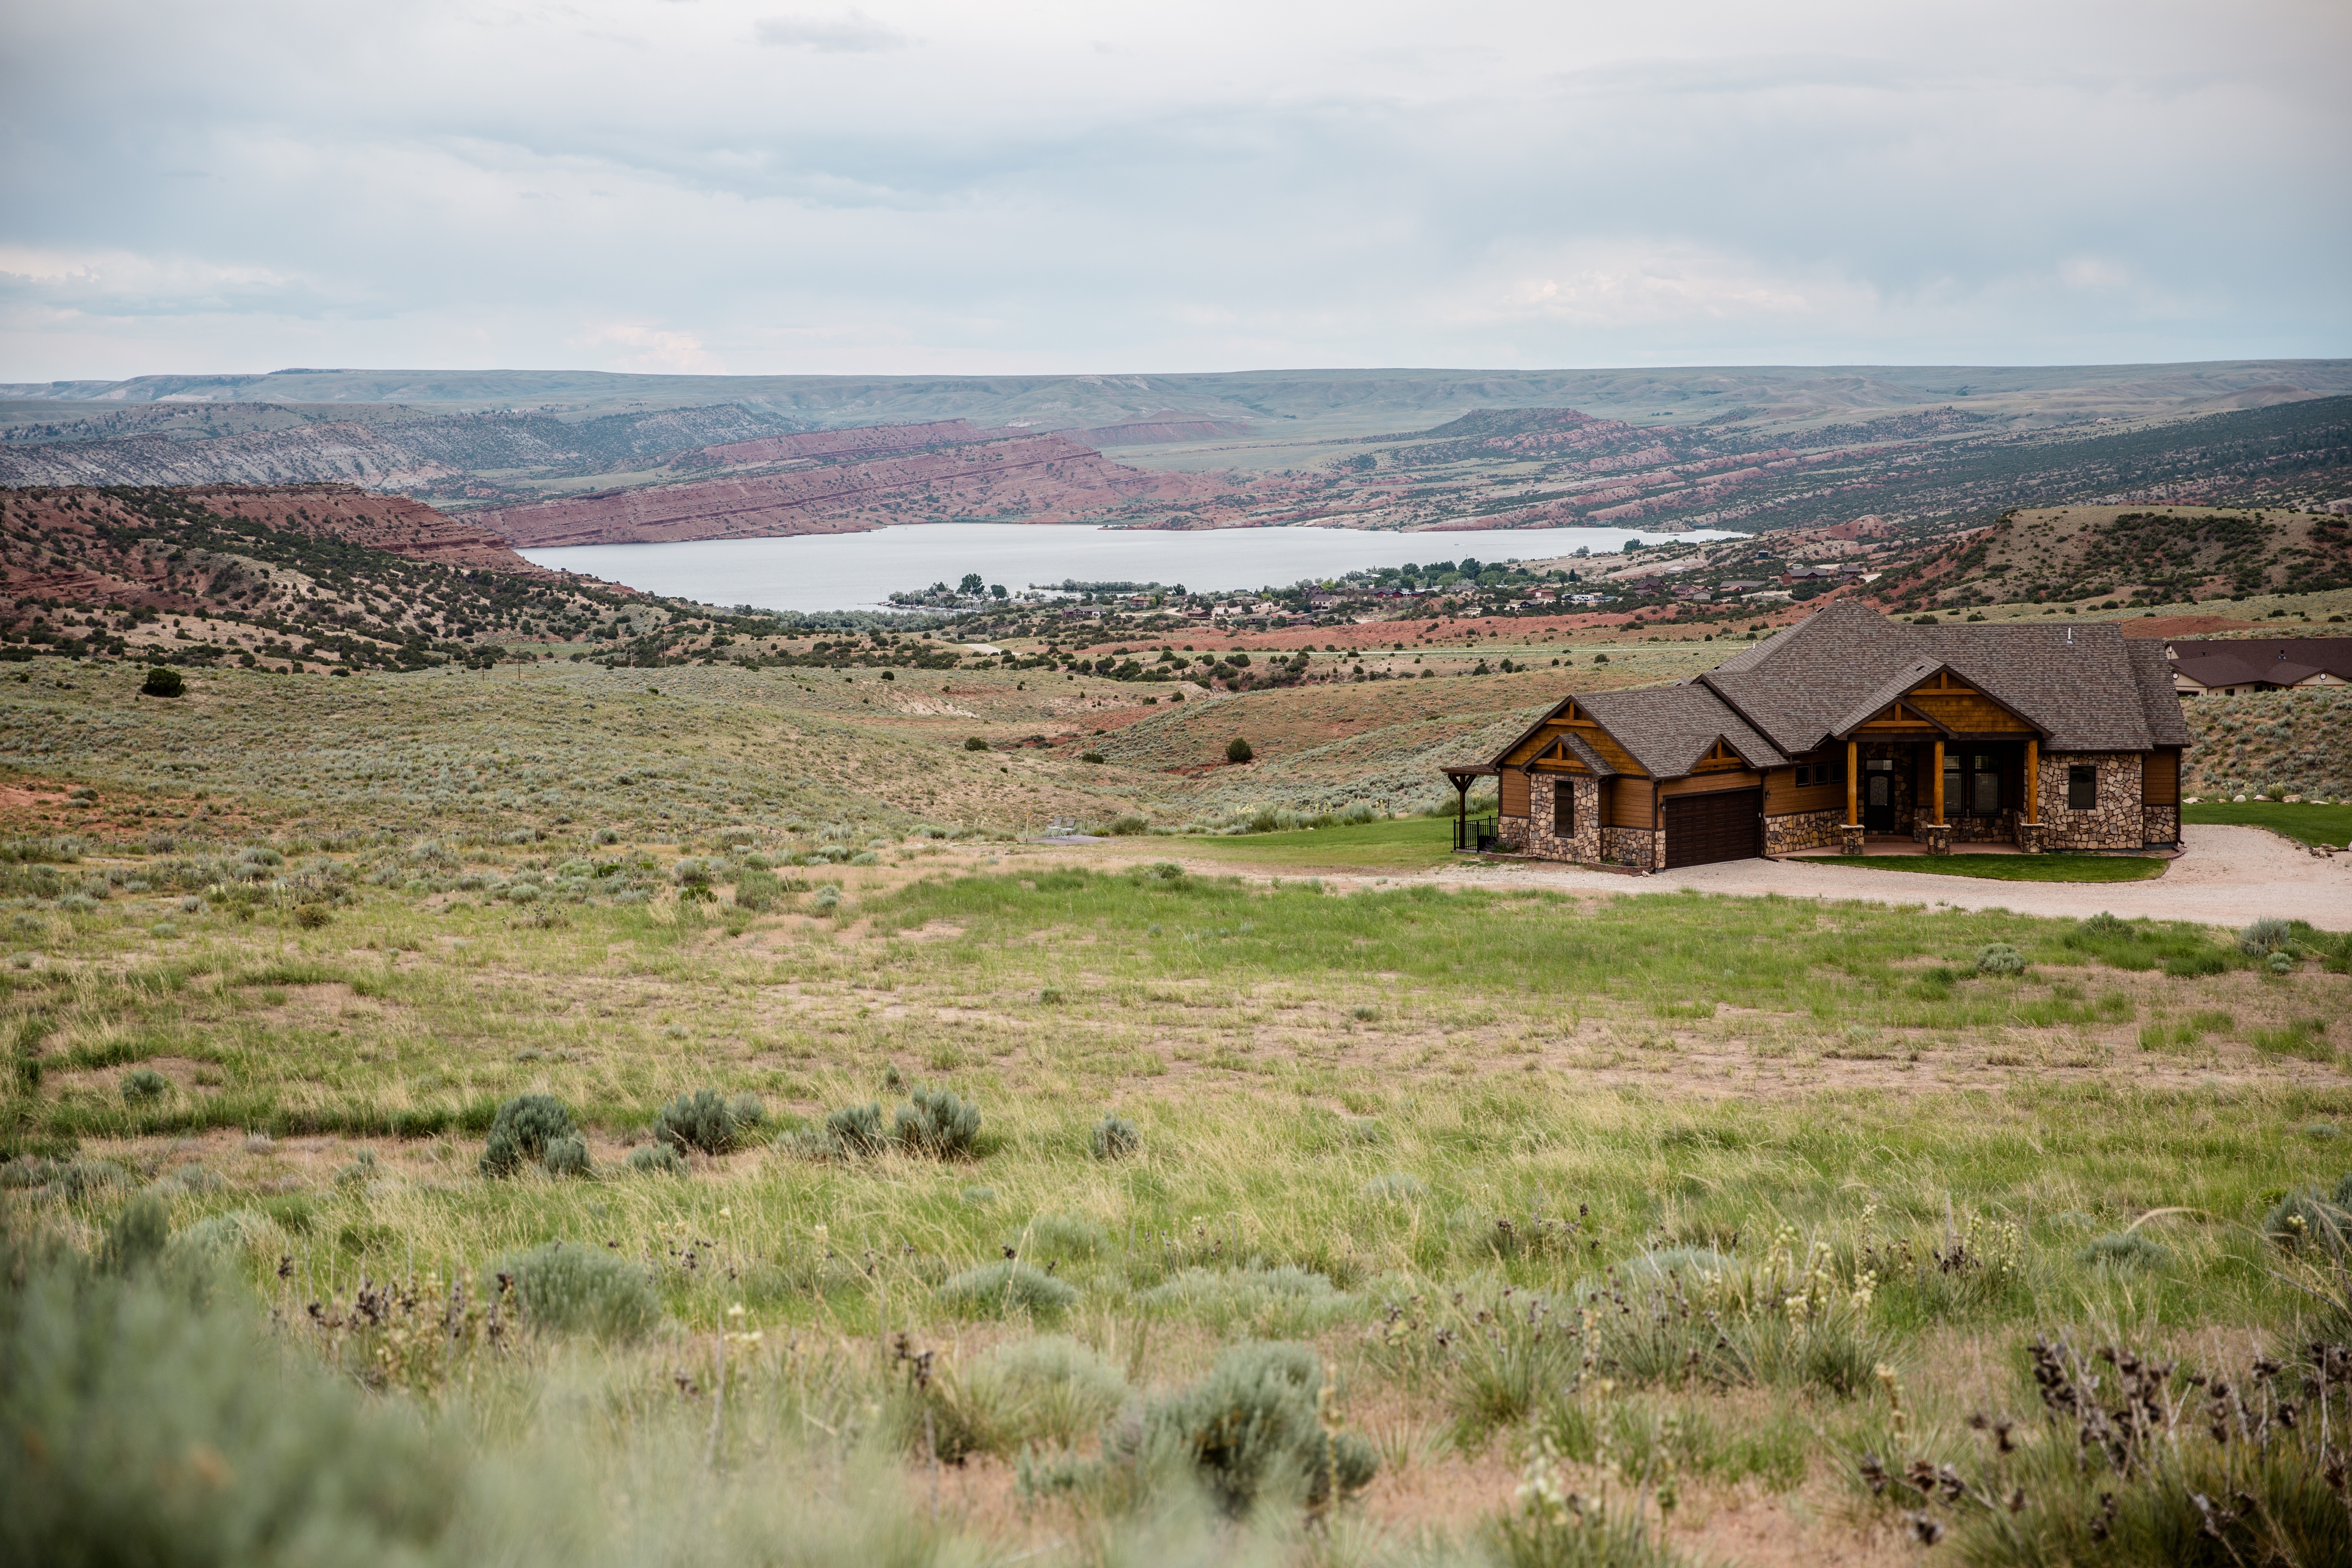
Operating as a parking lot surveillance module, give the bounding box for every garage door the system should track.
[1664,788,1761,868]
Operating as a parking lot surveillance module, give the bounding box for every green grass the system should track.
[2184,799,2352,847]
[1797,853,2169,882]
[8,662,2352,1567]
[1167,815,1464,870]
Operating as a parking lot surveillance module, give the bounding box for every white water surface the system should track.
[518,522,1738,613]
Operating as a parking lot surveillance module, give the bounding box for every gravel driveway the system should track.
[1447,824,2352,930]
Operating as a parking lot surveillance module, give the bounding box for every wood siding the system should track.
[1606,777,1656,828]
[1499,766,1530,818]
[1907,693,2036,733]
[1762,759,1848,816]
[1660,769,1762,797]
[2144,748,2180,806]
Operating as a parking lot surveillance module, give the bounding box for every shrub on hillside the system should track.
[138,666,184,699]
[120,1067,169,1105]
[479,1093,581,1177]
[625,1143,687,1176]
[733,865,786,911]
[2240,917,2295,957]
[1135,1341,1376,1516]
[0,1248,469,1565]
[1089,1114,1140,1161]
[897,1085,982,1158]
[937,1260,1077,1319]
[1975,942,2027,976]
[492,1241,662,1340]
[925,1334,1128,1461]
[1226,737,1254,764]
[653,1088,765,1155]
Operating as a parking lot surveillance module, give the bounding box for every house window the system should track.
[1942,752,2005,815]
[2067,765,2098,811]
[1553,781,1575,836]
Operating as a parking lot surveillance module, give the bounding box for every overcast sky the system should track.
[2,1,2345,382]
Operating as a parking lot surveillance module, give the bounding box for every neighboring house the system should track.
[1442,603,2189,869]
[2167,638,2352,695]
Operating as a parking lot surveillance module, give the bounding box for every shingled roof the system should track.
[1482,604,2188,777]
[1577,684,1790,775]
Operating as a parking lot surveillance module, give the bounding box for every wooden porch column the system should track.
[1932,739,1946,825]
[2023,738,2039,821]
[1845,739,1859,826]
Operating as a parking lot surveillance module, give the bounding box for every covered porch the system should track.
[1829,735,2051,857]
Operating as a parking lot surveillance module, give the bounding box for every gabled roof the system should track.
[1472,604,2189,784]
[2168,637,2352,682]
[1528,728,1619,777]
[1693,603,2187,755]
[1572,684,1789,776]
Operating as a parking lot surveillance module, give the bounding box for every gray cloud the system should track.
[0,1,2343,381]
[753,10,909,53]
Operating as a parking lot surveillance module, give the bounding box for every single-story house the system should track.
[2167,638,2352,695]
[1441,603,2190,867]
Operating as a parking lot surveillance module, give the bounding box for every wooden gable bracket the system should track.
[1846,698,1950,737]
[1690,737,1750,772]
[1901,670,2044,737]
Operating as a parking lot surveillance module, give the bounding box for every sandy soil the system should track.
[1442,824,2352,930]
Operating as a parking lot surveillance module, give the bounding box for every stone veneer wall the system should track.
[1600,825,1661,870]
[1495,814,1526,850]
[1517,775,1604,863]
[2143,804,2180,846]
[2038,752,2144,850]
[1948,808,2017,844]
[1765,807,1846,855]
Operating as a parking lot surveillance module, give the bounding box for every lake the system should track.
[517,522,1739,613]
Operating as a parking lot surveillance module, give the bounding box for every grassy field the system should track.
[1168,816,1468,872]
[1799,853,2172,883]
[2187,799,2352,849]
[7,660,2352,1568]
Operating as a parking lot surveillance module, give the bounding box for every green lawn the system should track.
[1166,815,1465,870]
[1800,853,2169,882]
[2185,799,2352,847]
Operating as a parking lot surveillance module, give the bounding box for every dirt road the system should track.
[1440,824,2351,929]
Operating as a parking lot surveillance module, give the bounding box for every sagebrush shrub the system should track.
[626,1143,687,1175]
[120,1067,169,1105]
[2239,917,2295,957]
[896,1085,982,1159]
[931,1334,1128,1461]
[824,1100,886,1156]
[733,865,785,911]
[541,1134,592,1178]
[1139,1340,1376,1515]
[1016,1213,1107,1261]
[492,1241,661,1340]
[2079,1231,2169,1269]
[479,1093,578,1177]
[1975,942,2027,976]
[2264,1189,2350,1255]
[653,1087,762,1155]
[1089,1115,1140,1160]
[1,1250,468,1564]
[938,1260,1077,1319]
